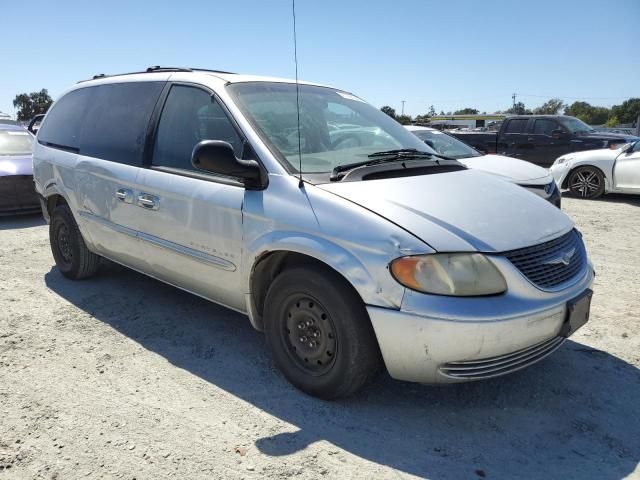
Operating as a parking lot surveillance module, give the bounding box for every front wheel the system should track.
[264,266,382,399]
[567,166,605,199]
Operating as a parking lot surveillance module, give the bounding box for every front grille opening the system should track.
[503,230,587,290]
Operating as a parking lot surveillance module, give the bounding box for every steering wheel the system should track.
[332,134,363,150]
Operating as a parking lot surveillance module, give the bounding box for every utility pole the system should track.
[512,93,516,109]
[401,100,406,116]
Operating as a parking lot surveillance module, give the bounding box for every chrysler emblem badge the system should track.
[545,247,576,266]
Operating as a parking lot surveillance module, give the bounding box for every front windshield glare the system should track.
[0,130,33,155]
[412,130,480,159]
[227,83,432,173]
[559,117,593,133]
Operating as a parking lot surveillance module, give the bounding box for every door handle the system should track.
[137,193,159,210]
[116,188,133,204]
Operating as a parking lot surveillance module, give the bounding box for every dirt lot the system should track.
[1,194,639,480]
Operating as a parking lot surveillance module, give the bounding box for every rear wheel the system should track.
[568,166,605,199]
[264,266,382,399]
[50,204,100,279]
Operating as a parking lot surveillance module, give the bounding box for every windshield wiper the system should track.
[368,148,455,161]
[329,149,454,181]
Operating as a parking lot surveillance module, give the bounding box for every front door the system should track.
[135,84,247,311]
[500,118,531,160]
[614,142,640,191]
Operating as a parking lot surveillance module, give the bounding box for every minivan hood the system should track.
[318,169,573,252]
[458,154,551,184]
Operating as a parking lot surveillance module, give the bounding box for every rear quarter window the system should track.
[38,88,94,149]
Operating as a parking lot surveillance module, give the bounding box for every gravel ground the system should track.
[1,193,639,480]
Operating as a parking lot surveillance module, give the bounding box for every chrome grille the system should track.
[440,336,565,380]
[504,230,586,290]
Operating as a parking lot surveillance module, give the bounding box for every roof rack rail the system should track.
[145,66,193,73]
[77,66,235,84]
[191,67,236,75]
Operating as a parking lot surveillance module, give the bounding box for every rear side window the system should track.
[80,82,164,165]
[533,119,559,135]
[152,85,243,171]
[38,88,93,149]
[504,119,528,134]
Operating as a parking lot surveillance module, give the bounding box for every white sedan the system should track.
[405,126,561,207]
[550,141,640,199]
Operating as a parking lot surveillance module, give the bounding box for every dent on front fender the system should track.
[241,175,431,310]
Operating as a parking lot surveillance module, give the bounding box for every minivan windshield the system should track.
[227,82,436,173]
[410,129,482,159]
[0,130,33,155]
[559,117,594,134]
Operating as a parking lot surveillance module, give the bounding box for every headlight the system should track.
[555,156,572,165]
[390,253,507,296]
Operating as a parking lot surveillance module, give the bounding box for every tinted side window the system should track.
[152,85,242,170]
[38,88,94,149]
[533,119,558,135]
[504,119,528,134]
[79,82,164,165]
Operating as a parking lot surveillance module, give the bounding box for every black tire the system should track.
[264,266,382,399]
[567,166,605,199]
[50,204,100,280]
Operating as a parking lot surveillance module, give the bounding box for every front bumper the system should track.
[0,175,41,216]
[522,180,561,208]
[367,260,594,384]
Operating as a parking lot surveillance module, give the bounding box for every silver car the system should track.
[33,67,594,398]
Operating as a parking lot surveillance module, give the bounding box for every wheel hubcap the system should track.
[282,295,337,375]
[570,170,600,197]
[57,224,72,264]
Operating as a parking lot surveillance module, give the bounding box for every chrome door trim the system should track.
[78,210,236,271]
[137,231,236,271]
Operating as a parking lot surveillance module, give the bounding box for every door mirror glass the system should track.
[191,140,265,189]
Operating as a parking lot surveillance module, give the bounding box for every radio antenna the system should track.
[292,0,303,188]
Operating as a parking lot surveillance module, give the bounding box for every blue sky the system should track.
[2,0,639,117]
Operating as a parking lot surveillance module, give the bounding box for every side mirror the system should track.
[28,114,45,135]
[551,129,564,139]
[620,142,634,153]
[191,140,265,189]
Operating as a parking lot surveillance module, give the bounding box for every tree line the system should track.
[9,88,640,130]
[381,98,640,127]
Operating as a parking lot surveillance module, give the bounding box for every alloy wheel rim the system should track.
[570,169,600,197]
[282,294,337,376]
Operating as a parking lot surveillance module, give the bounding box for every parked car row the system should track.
[449,115,639,167]
[28,67,595,398]
[0,123,40,215]
[405,126,561,207]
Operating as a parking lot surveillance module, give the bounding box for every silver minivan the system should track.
[33,67,594,398]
